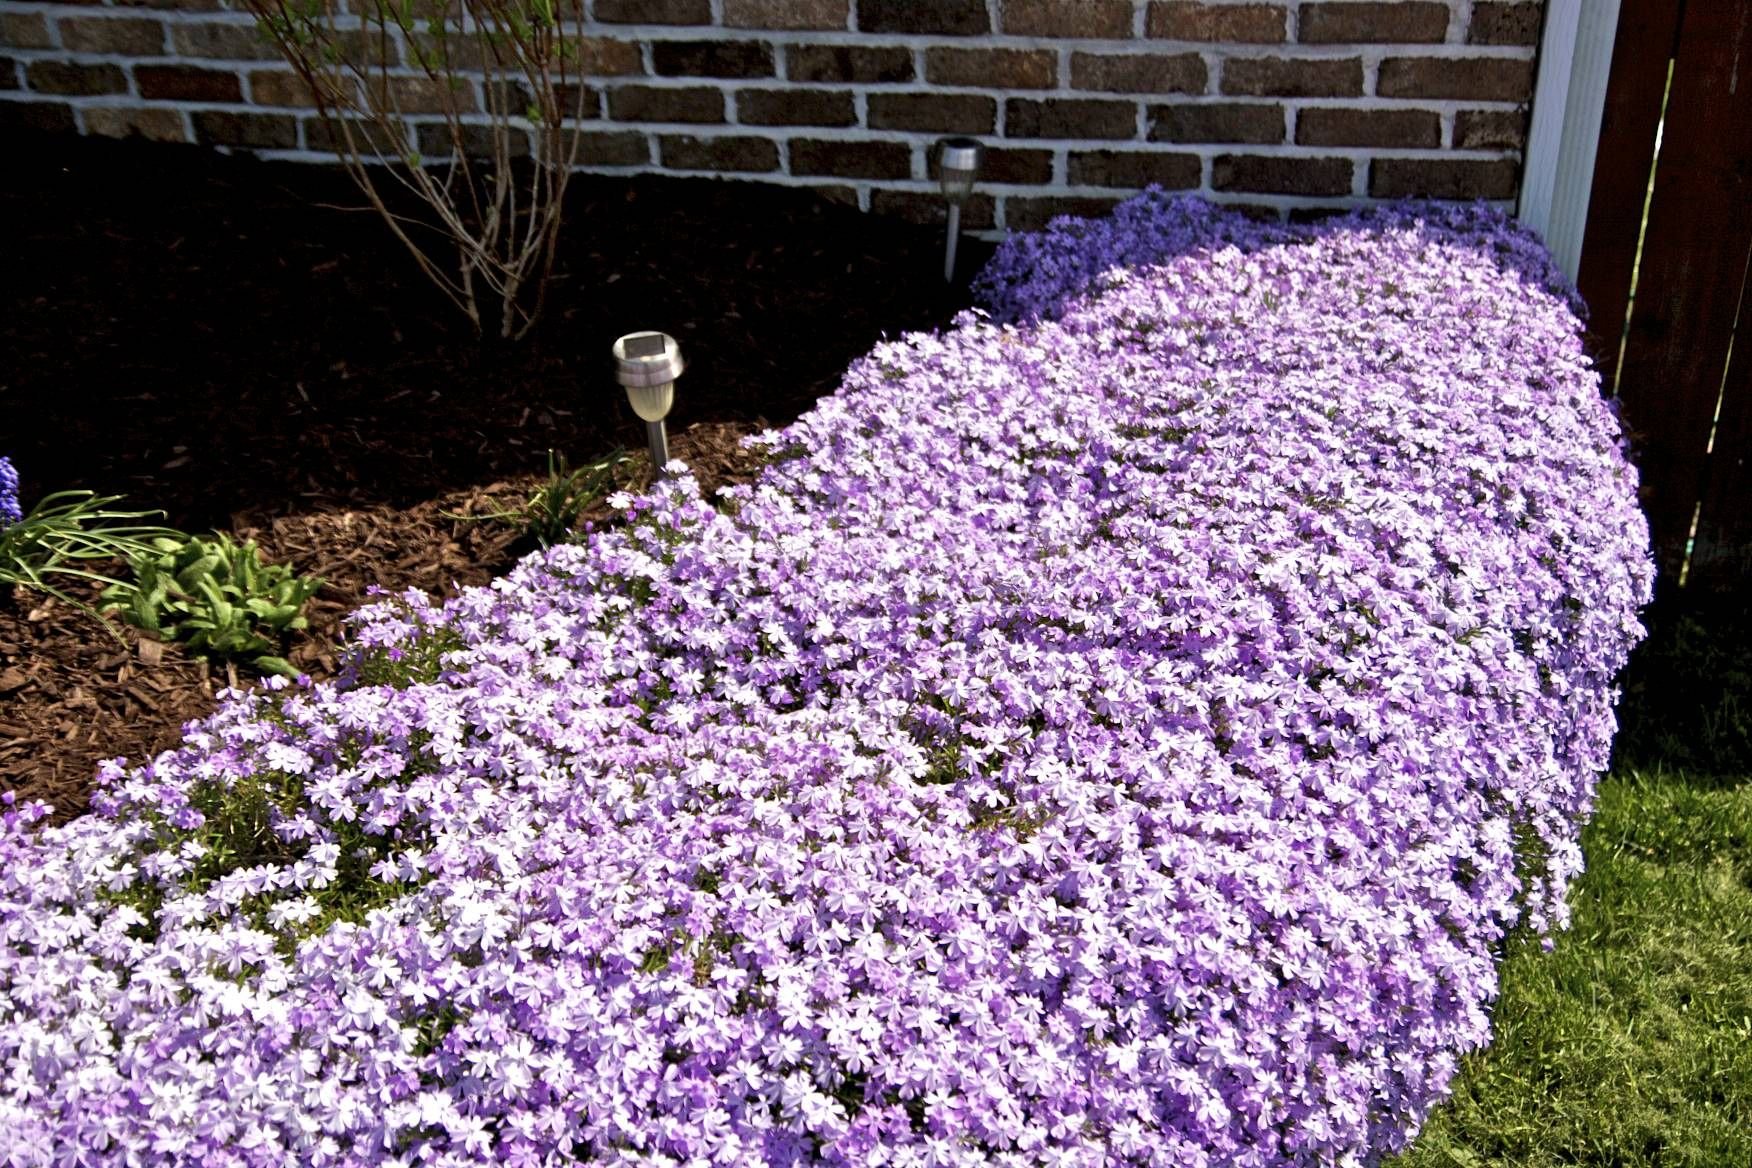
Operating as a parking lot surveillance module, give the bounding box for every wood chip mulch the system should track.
[2,129,990,825]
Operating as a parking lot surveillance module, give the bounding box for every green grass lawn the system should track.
[1393,595,1752,1167]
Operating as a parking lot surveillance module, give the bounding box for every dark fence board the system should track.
[1689,245,1751,590]
[1583,0,1752,589]
[1575,0,1685,367]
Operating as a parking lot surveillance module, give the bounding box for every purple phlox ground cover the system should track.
[0,192,1652,1166]
[969,191,1582,327]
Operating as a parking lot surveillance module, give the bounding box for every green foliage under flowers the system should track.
[97,733,430,956]
[101,533,323,678]
[452,448,628,549]
[0,489,180,631]
[350,624,468,690]
[99,633,468,951]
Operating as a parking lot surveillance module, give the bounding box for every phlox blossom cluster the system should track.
[0,194,1651,1166]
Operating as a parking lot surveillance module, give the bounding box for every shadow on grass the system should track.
[1613,589,1752,785]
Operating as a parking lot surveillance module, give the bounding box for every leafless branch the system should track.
[243,0,588,340]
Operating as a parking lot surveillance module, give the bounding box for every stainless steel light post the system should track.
[938,136,985,283]
[613,331,683,477]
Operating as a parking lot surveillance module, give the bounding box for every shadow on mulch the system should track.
[0,130,994,823]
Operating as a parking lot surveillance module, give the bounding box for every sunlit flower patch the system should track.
[0,194,1651,1166]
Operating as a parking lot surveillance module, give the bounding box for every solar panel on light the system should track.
[624,333,667,359]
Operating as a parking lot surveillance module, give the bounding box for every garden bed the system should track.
[0,183,1652,1164]
[0,129,987,821]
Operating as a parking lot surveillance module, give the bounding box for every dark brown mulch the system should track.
[1,130,994,823]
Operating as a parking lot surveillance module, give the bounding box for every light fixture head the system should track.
[937,136,984,205]
[613,331,683,423]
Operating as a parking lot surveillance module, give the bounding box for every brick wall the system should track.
[0,0,1545,231]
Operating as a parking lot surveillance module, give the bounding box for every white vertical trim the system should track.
[1519,0,1622,282]
[1543,0,1622,281]
[1519,0,1580,235]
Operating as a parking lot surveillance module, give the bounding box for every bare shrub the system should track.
[246,0,592,339]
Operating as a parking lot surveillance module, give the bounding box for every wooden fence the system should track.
[1576,0,1750,593]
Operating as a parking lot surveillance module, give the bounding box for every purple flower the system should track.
[0,456,21,527]
[0,193,1652,1166]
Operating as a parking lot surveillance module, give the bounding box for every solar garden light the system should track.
[614,330,683,477]
[937,136,984,283]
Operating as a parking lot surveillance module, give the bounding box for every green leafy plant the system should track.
[101,534,324,678]
[0,488,182,633]
[451,448,628,548]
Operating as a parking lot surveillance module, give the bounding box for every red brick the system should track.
[1147,2,1286,42]
[58,15,165,55]
[1071,51,1206,95]
[789,137,911,179]
[0,101,76,134]
[171,20,284,60]
[1068,149,1201,189]
[1222,56,1362,97]
[871,189,996,229]
[1004,0,1133,38]
[929,145,1054,185]
[366,75,474,115]
[84,105,186,142]
[809,183,859,208]
[1213,153,1352,195]
[251,70,331,108]
[659,134,780,171]
[595,0,710,23]
[576,38,643,77]
[724,0,847,29]
[1377,57,1534,101]
[1469,2,1543,46]
[857,0,989,35]
[1454,107,1528,150]
[566,130,650,166]
[1296,106,1440,147]
[606,85,725,124]
[1371,157,1518,199]
[304,117,408,156]
[652,40,774,78]
[1287,205,1353,224]
[192,110,298,149]
[1299,2,1450,43]
[407,33,638,76]
[0,12,54,49]
[1148,102,1284,143]
[0,57,17,91]
[527,83,603,121]
[26,61,126,95]
[135,65,242,103]
[735,88,855,126]
[415,121,531,160]
[926,48,1056,90]
[1006,97,1137,139]
[785,44,912,84]
[868,92,996,134]
[1228,202,1292,223]
[1006,195,1123,233]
